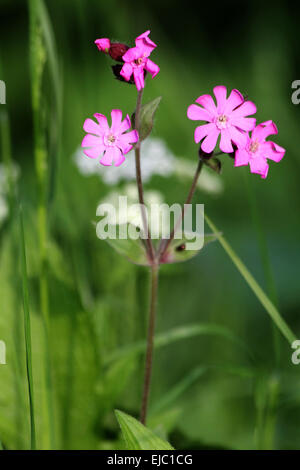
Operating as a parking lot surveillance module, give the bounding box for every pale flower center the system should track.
[216,114,229,129]
[104,133,116,146]
[249,140,260,154]
[134,54,147,67]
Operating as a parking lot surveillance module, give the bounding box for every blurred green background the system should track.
[0,0,299,450]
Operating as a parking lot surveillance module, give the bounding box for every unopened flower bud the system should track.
[95,38,111,54]
[109,43,129,62]
[198,147,213,160]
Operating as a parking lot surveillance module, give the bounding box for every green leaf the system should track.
[161,231,220,264]
[204,157,222,174]
[205,213,296,344]
[138,97,162,142]
[98,223,150,266]
[115,410,174,450]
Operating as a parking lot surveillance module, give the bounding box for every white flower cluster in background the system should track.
[98,183,165,234]
[0,162,20,226]
[74,136,223,195]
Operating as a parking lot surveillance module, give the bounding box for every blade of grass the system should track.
[204,213,296,345]
[19,207,36,450]
[104,322,253,366]
[149,366,207,416]
[244,173,281,450]
[0,56,15,212]
[28,0,55,448]
[38,0,62,205]
[244,173,280,363]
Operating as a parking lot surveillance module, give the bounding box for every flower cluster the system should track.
[187,86,285,179]
[82,31,286,178]
[95,30,159,91]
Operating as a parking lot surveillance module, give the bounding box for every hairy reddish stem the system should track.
[159,159,203,261]
[140,263,159,425]
[134,89,155,262]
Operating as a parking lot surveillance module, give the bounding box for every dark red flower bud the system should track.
[109,43,129,62]
[111,64,135,84]
[198,147,213,160]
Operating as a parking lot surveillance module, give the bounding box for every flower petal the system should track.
[81,134,104,149]
[263,141,285,162]
[251,120,278,142]
[234,148,249,167]
[187,104,212,122]
[145,59,160,78]
[229,126,248,148]
[220,128,233,153]
[133,67,145,91]
[120,62,133,81]
[195,94,217,116]
[101,147,124,167]
[114,152,126,167]
[93,113,110,134]
[135,30,157,57]
[100,149,114,166]
[231,116,256,132]
[119,114,131,134]
[194,123,215,144]
[201,128,220,153]
[224,89,244,114]
[213,86,227,113]
[122,47,140,62]
[249,157,269,178]
[230,100,257,117]
[110,109,123,134]
[83,146,103,159]
[118,130,139,154]
[83,118,101,136]
[94,38,110,52]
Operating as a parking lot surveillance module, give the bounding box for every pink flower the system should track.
[95,38,111,53]
[82,110,139,167]
[187,86,257,154]
[120,30,160,91]
[234,120,285,179]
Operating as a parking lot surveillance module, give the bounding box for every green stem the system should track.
[159,159,203,261]
[140,264,159,425]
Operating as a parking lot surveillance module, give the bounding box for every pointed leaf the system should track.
[138,97,162,142]
[161,231,220,264]
[97,223,150,266]
[115,410,174,450]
